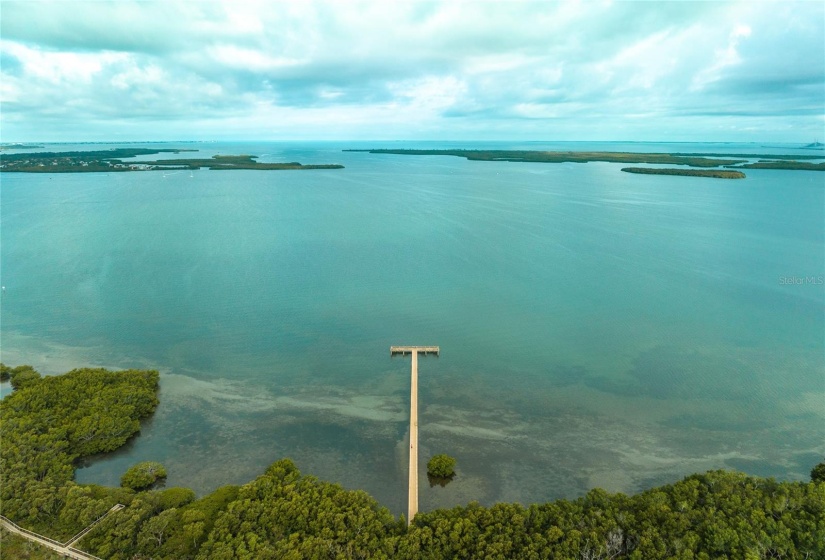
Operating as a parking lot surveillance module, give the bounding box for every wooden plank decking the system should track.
[0,504,124,560]
[391,345,439,525]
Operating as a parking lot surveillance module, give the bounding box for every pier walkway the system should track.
[0,504,123,560]
[391,345,439,525]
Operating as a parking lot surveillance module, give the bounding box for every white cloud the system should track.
[389,76,466,111]
[0,0,822,141]
[1,40,125,84]
[691,23,753,91]
[110,63,165,91]
[207,45,308,72]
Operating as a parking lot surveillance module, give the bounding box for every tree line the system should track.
[1,364,823,559]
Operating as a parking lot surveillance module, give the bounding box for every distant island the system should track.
[347,149,825,175]
[0,148,344,173]
[736,160,825,171]
[621,167,746,179]
[0,142,46,150]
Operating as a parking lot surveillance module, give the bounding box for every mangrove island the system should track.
[621,167,746,179]
[0,148,344,173]
[346,148,825,177]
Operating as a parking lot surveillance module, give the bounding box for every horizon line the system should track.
[3,139,822,145]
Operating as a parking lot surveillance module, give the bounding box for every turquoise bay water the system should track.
[1,142,823,514]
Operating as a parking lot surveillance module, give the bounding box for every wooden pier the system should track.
[0,504,124,560]
[391,345,439,525]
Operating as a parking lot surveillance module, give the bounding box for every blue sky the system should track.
[1,0,823,142]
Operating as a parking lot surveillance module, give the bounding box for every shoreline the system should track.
[621,167,746,179]
[0,148,344,173]
[346,148,825,171]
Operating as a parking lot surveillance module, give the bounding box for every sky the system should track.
[1,0,823,142]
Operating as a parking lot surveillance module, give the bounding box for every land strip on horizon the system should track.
[3,146,823,175]
[0,148,343,173]
[347,148,825,172]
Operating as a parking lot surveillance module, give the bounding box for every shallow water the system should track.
[1,141,823,515]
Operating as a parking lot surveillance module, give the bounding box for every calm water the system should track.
[1,142,823,515]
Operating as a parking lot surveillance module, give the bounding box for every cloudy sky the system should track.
[1,0,823,142]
